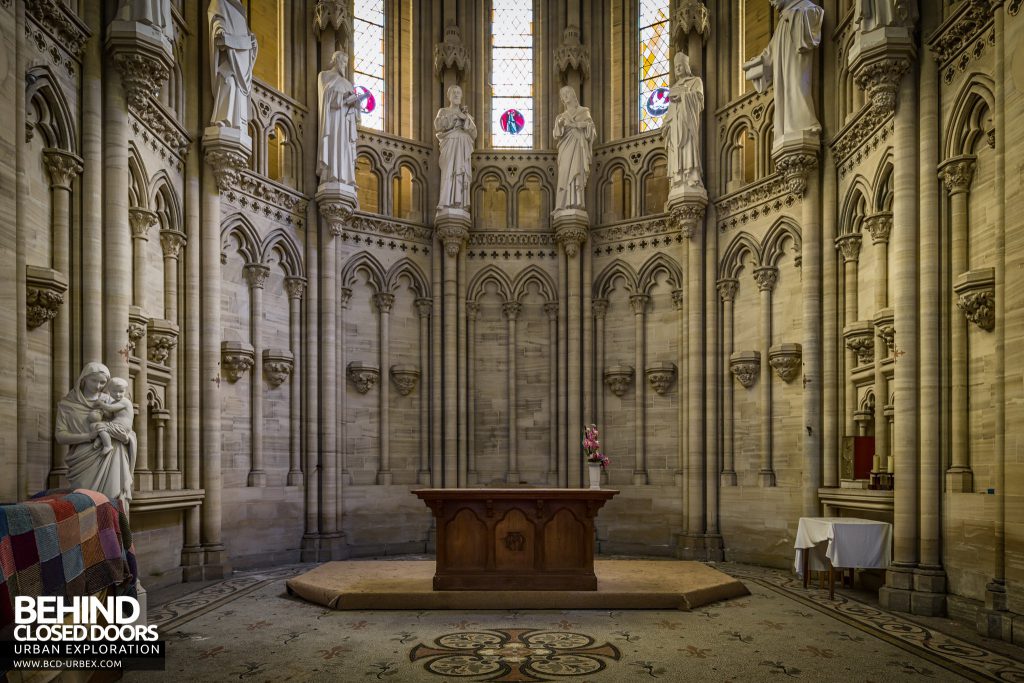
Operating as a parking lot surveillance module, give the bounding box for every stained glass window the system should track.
[354,0,385,131]
[491,0,534,148]
[639,0,671,132]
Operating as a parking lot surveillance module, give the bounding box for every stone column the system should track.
[436,209,469,488]
[285,277,306,486]
[416,298,433,484]
[503,301,522,483]
[128,307,151,491]
[753,266,778,486]
[80,2,103,362]
[629,293,650,485]
[244,264,269,486]
[800,165,823,518]
[458,251,468,488]
[42,149,83,486]
[866,213,892,477]
[465,301,478,484]
[939,156,975,492]
[181,145,202,579]
[338,286,351,486]
[822,157,840,488]
[554,212,588,488]
[547,301,561,484]
[672,289,686,488]
[375,291,394,485]
[836,233,862,441]
[103,59,131,380]
[160,229,186,490]
[717,279,739,485]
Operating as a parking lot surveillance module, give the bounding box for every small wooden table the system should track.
[414,488,619,591]
[794,517,892,599]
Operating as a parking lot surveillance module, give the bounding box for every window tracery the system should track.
[639,0,671,132]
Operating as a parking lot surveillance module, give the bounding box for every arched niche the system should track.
[356,154,381,213]
[392,163,423,222]
[601,165,632,223]
[515,173,547,230]
[477,173,508,230]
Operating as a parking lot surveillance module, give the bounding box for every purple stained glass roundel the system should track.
[500,108,525,135]
[354,85,376,114]
[645,87,671,117]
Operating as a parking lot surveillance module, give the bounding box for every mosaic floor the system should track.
[127,561,1024,682]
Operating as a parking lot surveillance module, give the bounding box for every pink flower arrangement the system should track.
[583,424,610,469]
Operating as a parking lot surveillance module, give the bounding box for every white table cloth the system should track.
[793,517,892,577]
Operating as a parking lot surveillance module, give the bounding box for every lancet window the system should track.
[354,0,386,131]
[491,0,535,148]
[639,0,671,132]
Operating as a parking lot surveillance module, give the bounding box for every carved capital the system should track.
[773,151,818,196]
[41,148,83,189]
[603,366,634,397]
[313,0,350,40]
[729,351,761,388]
[390,364,420,396]
[629,293,650,315]
[502,301,522,320]
[25,266,67,330]
[128,207,158,241]
[263,349,294,388]
[954,268,996,332]
[939,155,976,195]
[243,263,270,289]
[716,278,739,303]
[671,289,685,310]
[339,287,352,309]
[147,319,179,365]
[646,362,677,395]
[753,266,779,293]
[415,297,433,318]
[877,324,895,352]
[159,229,187,259]
[374,292,395,313]
[545,301,560,320]
[433,21,470,78]
[835,233,863,263]
[673,0,710,43]
[591,299,607,320]
[853,56,912,116]
[768,343,802,383]
[126,308,148,356]
[112,51,170,110]
[284,276,307,300]
[864,212,893,245]
[555,24,590,82]
[347,361,380,393]
[465,301,479,321]
[221,341,255,382]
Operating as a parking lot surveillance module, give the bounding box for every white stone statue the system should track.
[55,363,138,513]
[316,51,367,186]
[856,0,918,32]
[115,0,176,44]
[552,85,596,211]
[208,0,257,130]
[663,52,704,189]
[743,0,824,148]
[434,85,477,211]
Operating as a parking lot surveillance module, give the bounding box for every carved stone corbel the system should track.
[263,349,295,388]
[106,14,175,110]
[729,351,761,388]
[672,0,710,45]
[390,365,421,396]
[555,24,590,83]
[768,344,802,383]
[347,361,380,394]
[314,0,350,43]
[646,362,677,395]
[433,21,469,79]
[954,267,995,332]
[844,321,875,365]
[221,341,255,382]
[603,366,634,397]
[874,308,895,355]
[25,265,68,330]
[773,149,818,196]
[147,319,179,365]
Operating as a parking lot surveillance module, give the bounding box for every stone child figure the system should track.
[317,50,368,186]
[208,0,257,130]
[742,0,824,148]
[434,85,477,211]
[663,52,704,189]
[55,363,138,511]
[552,86,596,211]
[89,377,133,455]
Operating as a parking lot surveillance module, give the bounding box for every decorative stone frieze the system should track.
[127,306,148,357]
[768,344,802,383]
[389,365,420,396]
[313,0,350,40]
[128,207,158,241]
[433,21,470,79]
[928,0,992,65]
[25,265,67,330]
[729,351,761,389]
[147,319,179,366]
[673,0,710,43]
[221,341,255,382]
[41,148,83,189]
[874,308,895,354]
[714,174,797,229]
[830,105,893,177]
[864,212,893,245]
[263,349,294,388]
[25,0,90,60]
[347,361,380,394]
[844,321,875,365]
[835,233,863,262]
[939,155,976,195]
[954,267,995,332]
[753,266,779,293]
[555,25,590,82]
[646,362,677,395]
[603,366,634,397]
[716,278,739,303]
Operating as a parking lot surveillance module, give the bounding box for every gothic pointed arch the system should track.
[720,232,762,280]
[340,251,387,292]
[467,264,514,303]
[944,74,995,159]
[593,259,639,299]
[26,65,77,151]
[637,252,683,294]
[220,213,262,265]
[762,218,802,267]
[511,264,557,303]
[385,257,430,297]
[261,228,304,279]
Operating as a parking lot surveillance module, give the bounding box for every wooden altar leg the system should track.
[802,548,809,588]
[828,563,835,600]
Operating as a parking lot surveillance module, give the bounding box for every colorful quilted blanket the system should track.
[0,489,137,636]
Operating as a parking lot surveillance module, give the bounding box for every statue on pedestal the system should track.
[115,0,176,43]
[55,363,138,512]
[742,0,824,147]
[434,85,477,211]
[208,0,257,130]
[663,52,704,189]
[553,86,596,211]
[317,51,367,187]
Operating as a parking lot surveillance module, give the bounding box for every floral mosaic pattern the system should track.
[410,628,620,681]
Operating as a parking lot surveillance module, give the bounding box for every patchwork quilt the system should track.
[0,488,137,635]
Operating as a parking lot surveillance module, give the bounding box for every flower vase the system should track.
[588,463,602,490]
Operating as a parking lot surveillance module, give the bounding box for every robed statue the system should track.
[663,53,704,189]
[317,51,367,186]
[552,86,596,211]
[434,85,477,211]
[208,0,257,130]
[742,0,824,147]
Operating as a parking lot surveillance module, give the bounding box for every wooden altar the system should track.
[413,488,619,591]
